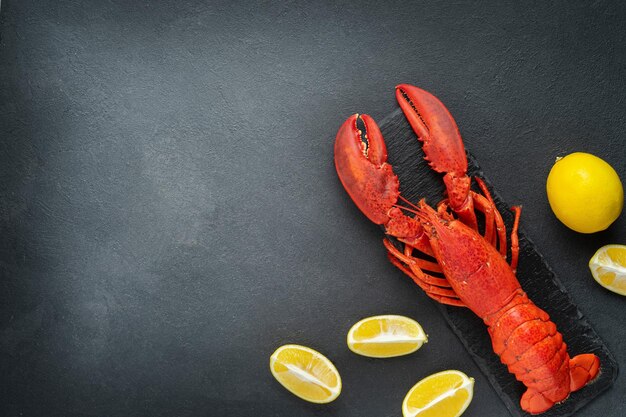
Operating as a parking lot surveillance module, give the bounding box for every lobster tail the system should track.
[569,353,601,391]
[485,291,600,414]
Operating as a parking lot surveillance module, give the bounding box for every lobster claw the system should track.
[395,84,467,175]
[334,114,400,225]
[396,84,476,229]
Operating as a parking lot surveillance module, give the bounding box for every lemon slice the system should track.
[589,244,626,295]
[347,315,427,358]
[269,344,341,403]
[402,370,474,417]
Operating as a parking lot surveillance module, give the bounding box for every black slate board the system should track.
[377,108,618,417]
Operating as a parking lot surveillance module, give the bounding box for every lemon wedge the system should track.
[402,370,474,417]
[269,344,341,403]
[589,244,626,296]
[347,315,427,358]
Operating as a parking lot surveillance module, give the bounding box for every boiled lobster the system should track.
[333,85,600,414]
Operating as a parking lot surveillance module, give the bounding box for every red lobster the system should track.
[333,85,600,414]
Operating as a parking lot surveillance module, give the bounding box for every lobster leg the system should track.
[404,245,444,275]
[472,194,494,245]
[467,191,497,246]
[383,239,443,275]
[439,192,497,250]
[475,178,508,258]
[387,253,466,307]
[474,178,522,271]
[394,222,436,257]
[384,239,466,307]
[510,206,521,272]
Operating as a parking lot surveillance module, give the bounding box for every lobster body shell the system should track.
[424,212,520,317]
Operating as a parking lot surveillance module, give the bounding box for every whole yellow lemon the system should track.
[546,152,623,233]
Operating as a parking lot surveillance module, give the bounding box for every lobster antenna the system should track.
[392,202,434,226]
[398,195,421,210]
[392,204,420,216]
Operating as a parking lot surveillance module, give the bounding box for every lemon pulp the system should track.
[347,315,427,358]
[589,244,626,295]
[402,370,474,417]
[269,344,341,403]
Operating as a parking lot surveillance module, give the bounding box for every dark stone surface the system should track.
[1,1,625,416]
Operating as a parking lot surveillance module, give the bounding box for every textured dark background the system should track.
[0,1,624,416]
